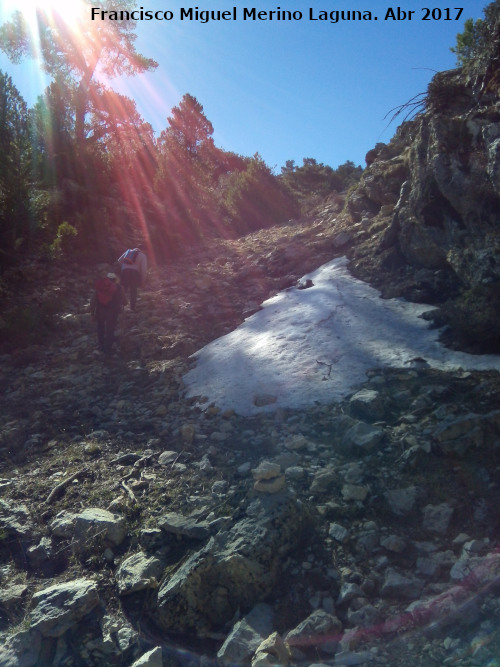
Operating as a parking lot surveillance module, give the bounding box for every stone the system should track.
[115,552,163,596]
[348,389,385,422]
[341,484,369,502]
[329,522,349,543]
[73,508,127,547]
[217,603,274,666]
[0,629,42,667]
[156,493,307,634]
[252,631,289,667]
[342,421,384,453]
[158,512,210,540]
[158,450,179,465]
[422,503,454,534]
[337,583,364,606]
[181,424,195,443]
[380,568,424,600]
[30,578,100,637]
[0,584,28,624]
[347,604,380,629]
[310,467,340,495]
[252,461,281,480]
[284,609,343,650]
[284,434,309,451]
[380,534,407,553]
[253,475,286,494]
[130,646,163,667]
[384,486,418,516]
[0,500,31,537]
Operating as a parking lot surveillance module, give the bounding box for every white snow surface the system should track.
[183,257,500,416]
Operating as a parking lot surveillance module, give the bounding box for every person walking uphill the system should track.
[91,273,127,357]
[117,246,147,311]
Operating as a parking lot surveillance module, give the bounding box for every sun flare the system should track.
[4,0,86,26]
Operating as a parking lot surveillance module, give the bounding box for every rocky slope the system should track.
[1,209,500,666]
[2,53,500,666]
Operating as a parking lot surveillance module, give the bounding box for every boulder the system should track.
[115,552,163,596]
[155,492,308,635]
[30,578,100,638]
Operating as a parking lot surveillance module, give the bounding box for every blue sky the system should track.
[0,0,488,172]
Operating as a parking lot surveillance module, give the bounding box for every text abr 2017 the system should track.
[385,7,464,21]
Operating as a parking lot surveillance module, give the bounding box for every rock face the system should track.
[342,66,500,353]
[155,492,309,635]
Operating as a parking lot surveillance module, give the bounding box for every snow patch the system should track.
[183,257,500,416]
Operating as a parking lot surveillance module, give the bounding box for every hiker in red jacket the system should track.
[91,273,127,357]
[117,246,148,311]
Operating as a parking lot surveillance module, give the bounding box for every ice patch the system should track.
[183,257,500,416]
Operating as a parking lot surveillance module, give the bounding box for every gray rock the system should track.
[217,603,274,665]
[406,584,480,634]
[380,568,424,600]
[329,522,349,543]
[285,609,342,650]
[50,510,76,538]
[130,646,163,667]
[380,534,407,553]
[252,631,289,667]
[115,552,163,596]
[0,583,28,623]
[337,582,364,606]
[422,502,454,534]
[285,465,305,480]
[30,578,100,637]
[310,467,340,495]
[334,650,376,665]
[158,512,210,540]
[347,603,380,629]
[156,493,307,634]
[0,629,41,667]
[0,500,31,538]
[74,508,127,548]
[341,483,369,502]
[158,450,179,465]
[384,486,418,516]
[342,421,384,453]
[348,389,385,422]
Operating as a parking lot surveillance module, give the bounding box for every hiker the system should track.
[117,245,148,311]
[91,272,127,357]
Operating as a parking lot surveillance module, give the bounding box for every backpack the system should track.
[123,248,139,265]
[95,277,118,305]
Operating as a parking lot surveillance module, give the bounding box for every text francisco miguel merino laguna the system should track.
[90,6,462,23]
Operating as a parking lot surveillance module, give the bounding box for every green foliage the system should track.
[280,158,362,205]
[0,71,39,255]
[49,221,78,258]
[0,3,157,148]
[219,154,299,233]
[154,94,219,242]
[450,17,484,66]
[450,1,500,88]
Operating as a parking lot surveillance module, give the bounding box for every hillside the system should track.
[2,25,500,667]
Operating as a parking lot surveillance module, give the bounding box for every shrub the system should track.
[49,221,78,258]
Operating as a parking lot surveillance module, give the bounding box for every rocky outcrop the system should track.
[340,66,500,352]
[155,492,310,635]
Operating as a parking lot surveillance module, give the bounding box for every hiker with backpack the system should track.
[91,272,127,357]
[117,245,148,311]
